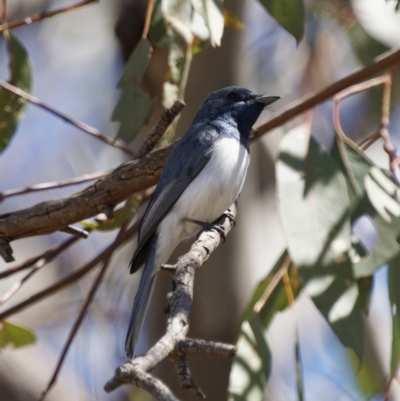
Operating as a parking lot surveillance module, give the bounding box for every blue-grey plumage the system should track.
[125,86,279,358]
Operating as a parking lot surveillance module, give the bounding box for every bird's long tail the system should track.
[125,234,158,359]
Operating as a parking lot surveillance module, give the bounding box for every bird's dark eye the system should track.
[227,91,239,101]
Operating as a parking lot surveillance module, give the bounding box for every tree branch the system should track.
[0,220,139,320]
[38,224,128,401]
[0,145,171,242]
[1,46,400,261]
[0,0,98,33]
[0,80,134,156]
[252,46,400,138]
[104,204,238,399]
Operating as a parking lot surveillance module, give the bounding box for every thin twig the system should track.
[0,220,139,320]
[0,235,80,280]
[333,74,389,140]
[359,131,381,150]
[380,72,397,168]
[60,225,89,238]
[0,80,134,156]
[141,0,154,39]
[333,72,396,169]
[38,224,128,401]
[134,100,185,160]
[0,0,98,32]
[253,254,291,314]
[254,45,400,138]
[0,235,82,306]
[1,0,6,26]
[0,170,111,202]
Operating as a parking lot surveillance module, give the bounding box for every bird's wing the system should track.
[129,125,220,273]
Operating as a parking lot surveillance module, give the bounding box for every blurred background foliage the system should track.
[1,0,400,400]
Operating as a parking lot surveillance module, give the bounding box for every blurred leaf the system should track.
[229,250,301,399]
[149,0,170,47]
[276,127,352,268]
[112,39,154,143]
[156,0,195,146]
[248,316,271,381]
[223,9,244,29]
[150,0,226,146]
[365,167,400,223]
[0,33,32,153]
[194,0,224,46]
[0,320,35,349]
[331,137,400,277]
[303,260,365,361]
[228,319,268,401]
[357,276,373,315]
[389,256,400,377]
[81,193,143,231]
[245,251,301,328]
[258,0,305,44]
[277,127,368,360]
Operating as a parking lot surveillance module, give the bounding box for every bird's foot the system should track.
[222,209,236,227]
[184,218,226,243]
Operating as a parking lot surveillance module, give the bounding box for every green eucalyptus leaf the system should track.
[228,319,268,401]
[0,320,35,349]
[258,0,305,44]
[276,127,368,360]
[112,39,154,143]
[389,256,400,377]
[276,127,352,268]
[0,33,32,152]
[331,137,400,277]
[229,250,301,399]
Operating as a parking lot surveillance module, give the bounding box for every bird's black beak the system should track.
[255,95,280,106]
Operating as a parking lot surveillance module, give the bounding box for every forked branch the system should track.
[104,205,238,400]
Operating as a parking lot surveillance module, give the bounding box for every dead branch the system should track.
[104,205,237,400]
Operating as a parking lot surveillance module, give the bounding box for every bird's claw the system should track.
[211,224,226,243]
[184,217,226,243]
[222,210,236,227]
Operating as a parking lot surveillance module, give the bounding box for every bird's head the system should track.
[194,86,280,136]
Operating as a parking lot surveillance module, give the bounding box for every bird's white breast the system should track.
[176,136,249,236]
[154,136,249,270]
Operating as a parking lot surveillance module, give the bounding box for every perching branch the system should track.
[1,46,400,261]
[104,205,238,400]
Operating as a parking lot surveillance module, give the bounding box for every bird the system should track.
[125,86,279,358]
